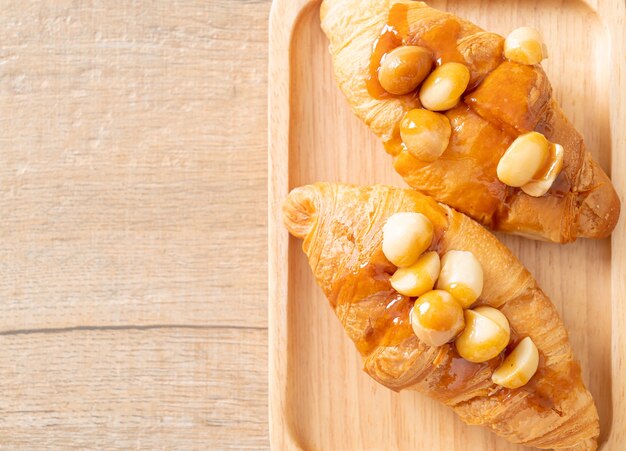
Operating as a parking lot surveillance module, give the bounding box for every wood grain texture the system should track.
[0,328,267,449]
[0,0,270,448]
[269,0,625,450]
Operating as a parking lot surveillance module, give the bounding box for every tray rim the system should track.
[268,0,626,449]
[268,0,318,449]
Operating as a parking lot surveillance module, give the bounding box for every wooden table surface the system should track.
[0,1,270,448]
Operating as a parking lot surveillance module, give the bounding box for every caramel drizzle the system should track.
[410,18,464,66]
[367,3,466,100]
[342,221,447,355]
[366,2,410,99]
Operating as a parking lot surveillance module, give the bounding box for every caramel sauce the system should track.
[408,18,465,66]
[354,225,447,355]
[526,358,580,415]
[329,247,394,308]
[356,291,414,355]
[331,253,413,356]
[386,2,410,40]
[447,355,484,390]
[383,133,406,157]
[342,221,448,356]
[410,105,511,223]
[440,351,497,393]
[534,119,571,197]
[463,65,540,137]
[366,3,410,99]
[422,218,446,257]
[442,320,511,391]
[367,7,466,101]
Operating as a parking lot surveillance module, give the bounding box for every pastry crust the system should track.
[283,182,599,450]
[320,0,620,243]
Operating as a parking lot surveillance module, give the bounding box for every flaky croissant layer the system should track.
[320,0,620,242]
[283,183,599,450]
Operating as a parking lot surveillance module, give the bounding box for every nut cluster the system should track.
[376,25,562,196]
[376,43,465,163]
[382,212,540,388]
[373,22,552,388]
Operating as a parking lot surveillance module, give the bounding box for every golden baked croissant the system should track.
[283,182,599,450]
[320,0,620,243]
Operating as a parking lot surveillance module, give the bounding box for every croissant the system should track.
[320,0,620,243]
[283,182,599,450]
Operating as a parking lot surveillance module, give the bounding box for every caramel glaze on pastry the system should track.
[283,183,599,450]
[320,0,620,243]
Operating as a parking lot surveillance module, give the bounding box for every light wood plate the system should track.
[268,0,625,449]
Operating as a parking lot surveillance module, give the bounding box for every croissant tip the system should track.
[282,185,319,239]
[575,164,621,240]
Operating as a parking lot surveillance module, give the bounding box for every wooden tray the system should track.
[268,1,625,449]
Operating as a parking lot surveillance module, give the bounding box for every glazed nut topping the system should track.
[497,131,550,187]
[419,62,470,111]
[391,251,441,297]
[436,250,484,308]
[410,290,465,347]
[382,212,434,267]
[378,45,433,95]
[492,337,539,389]
[521,143,564,197]
[455,306,510,363]
[504,27,547,66]
[400,109,452,162]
